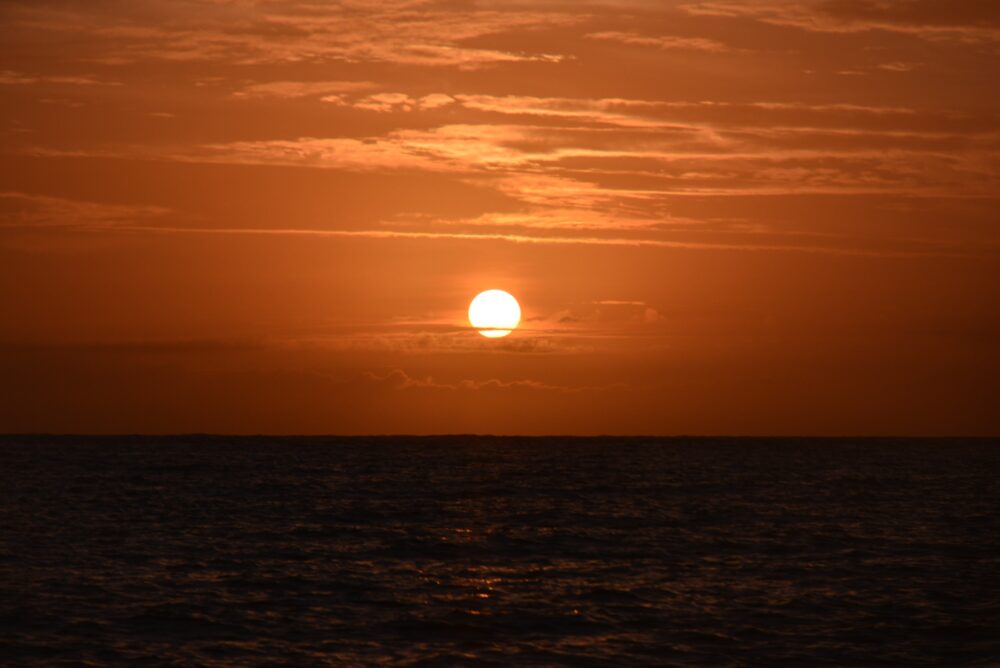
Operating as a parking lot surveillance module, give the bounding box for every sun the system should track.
[468,289,521,338]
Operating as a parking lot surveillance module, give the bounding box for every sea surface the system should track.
[1,436,998,666]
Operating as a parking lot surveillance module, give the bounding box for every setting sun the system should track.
[468,289,521,338]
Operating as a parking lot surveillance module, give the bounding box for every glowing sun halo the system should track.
[469,289,521,338]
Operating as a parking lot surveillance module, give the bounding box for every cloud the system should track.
[0,192,169,229]
[818,0,1000,29]
[28,90,998,207]
[586,31,732,52]
[187,124,584,172]
[418,93,457,110]
[233,80,377,98]
[178,114,995,198]
[281,326,571,354]
[452,94,677,128]
[877,61,920,72]
[362,369,622,393]
[681,1,1000,43]
[345,93,457,112]
[0,338,265,354]
[28,89,999,206]
[314,92,963,138]
[81,222,982,259]
[549,300,665,325]
[353,93,417,113]
[0,70,119,86]
[7,2,579,68]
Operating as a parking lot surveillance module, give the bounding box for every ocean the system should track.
[1,436,998,666]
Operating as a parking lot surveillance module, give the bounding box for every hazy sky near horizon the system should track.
[1,0,998,434]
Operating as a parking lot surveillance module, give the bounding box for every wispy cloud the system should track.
[553,300,665,325]
[681,1,1000,43]
[877,61,921,72]
[8,2,579,68]
[362,369,620,393]
[0,192,169,229]
[346,92,457,112]
[0,70,119,86]
[178,116,997,198]
[26,98,999,205]
[233,80,377,98]
[83,222,984,259]
[587,31,732,52]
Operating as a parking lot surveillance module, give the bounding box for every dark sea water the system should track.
[1,436,998,667]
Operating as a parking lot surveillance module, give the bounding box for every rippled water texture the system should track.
[1,437,999,666]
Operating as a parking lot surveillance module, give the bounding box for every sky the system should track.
[0,0,998,435]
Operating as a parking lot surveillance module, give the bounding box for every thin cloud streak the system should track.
[586,31,733,52]
[233,80,378,98]
[0,70,120,86]
[363,369,623,393]
[91,223,984,259]
[0,192,170,229]
[681,1,1000,43]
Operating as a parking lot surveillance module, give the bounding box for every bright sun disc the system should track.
[468,289,521,338]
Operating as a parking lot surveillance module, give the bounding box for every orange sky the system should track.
[1,0,997,434]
